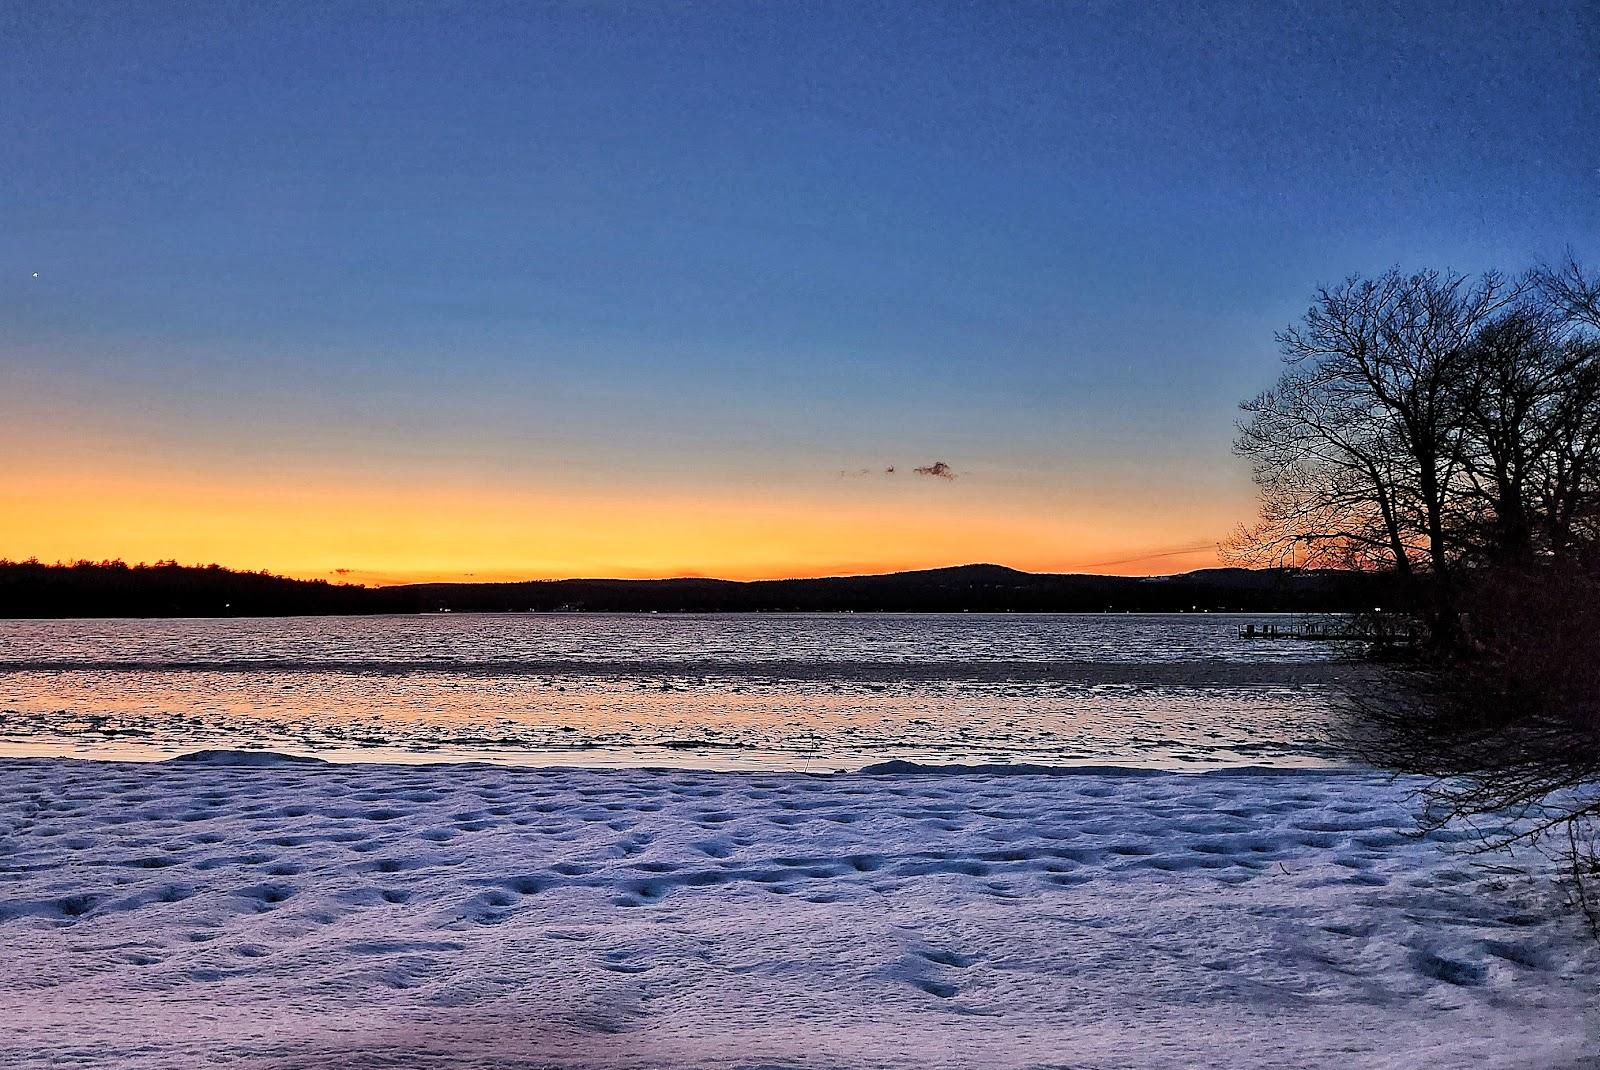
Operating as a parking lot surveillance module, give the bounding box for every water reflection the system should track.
[0,667,1353,770]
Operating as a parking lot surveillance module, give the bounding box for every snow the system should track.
[1,756,1596,1069]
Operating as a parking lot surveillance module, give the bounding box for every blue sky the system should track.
[3,1,1597,579]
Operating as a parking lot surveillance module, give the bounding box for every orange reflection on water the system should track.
[0,668,1341,771]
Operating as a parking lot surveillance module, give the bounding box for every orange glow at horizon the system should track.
[1,462,1234,584]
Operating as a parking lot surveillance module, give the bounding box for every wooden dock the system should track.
[1238,619,1418,643]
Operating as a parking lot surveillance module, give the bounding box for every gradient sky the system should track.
[3,1,1597,583]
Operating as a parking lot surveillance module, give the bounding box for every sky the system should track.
[3,0,1597,583]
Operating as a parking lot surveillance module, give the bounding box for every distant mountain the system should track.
[0,560,1401,618]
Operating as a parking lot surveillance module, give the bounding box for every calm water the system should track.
[0,613,1366,770]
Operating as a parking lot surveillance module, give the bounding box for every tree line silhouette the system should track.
[0,559,1394,617]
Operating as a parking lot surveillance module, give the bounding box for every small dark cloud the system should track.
[332,568,353,575]
[837,461,955,480]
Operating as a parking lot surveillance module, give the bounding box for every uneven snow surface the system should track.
[1,758,1596,1069]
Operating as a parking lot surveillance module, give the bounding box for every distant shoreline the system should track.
[0,561,1399,618]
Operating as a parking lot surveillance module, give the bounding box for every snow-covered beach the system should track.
[3,755,1595,1069]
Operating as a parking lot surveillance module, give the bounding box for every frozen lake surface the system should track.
[0,613,1373,769]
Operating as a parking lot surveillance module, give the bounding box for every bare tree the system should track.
[1243,257,1600,928]
[1234,269,1525,636]
[1539,252,1600,330]
[1454,303,1600,563]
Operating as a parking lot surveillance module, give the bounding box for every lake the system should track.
[0,613,1370,770]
